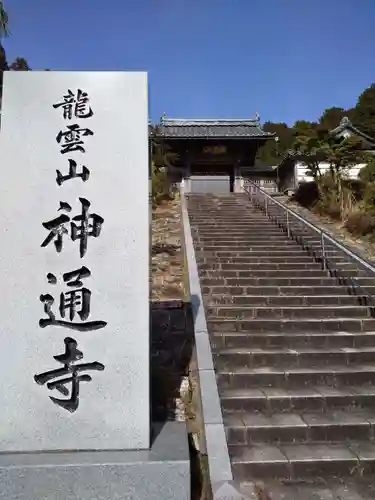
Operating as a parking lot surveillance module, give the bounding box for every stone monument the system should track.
[0,71,190,499]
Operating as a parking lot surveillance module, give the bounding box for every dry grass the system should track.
[152,199,184,301]
[283,196,375,262]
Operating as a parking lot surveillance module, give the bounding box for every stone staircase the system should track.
[186,193,375,500]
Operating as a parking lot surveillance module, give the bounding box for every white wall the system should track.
[296,161,367,183]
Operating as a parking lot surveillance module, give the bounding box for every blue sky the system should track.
[4,0,375,125]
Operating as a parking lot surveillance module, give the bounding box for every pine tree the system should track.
[352,84,375,138]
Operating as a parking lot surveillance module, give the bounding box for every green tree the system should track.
[9,57,30,70]
[0,1,9,38]
[0,5,32,108]
[256,122,294,164]
[319,107,346,130]
[359,156,375,184]
[292,128,328,181]
[293,130,367,189]
[351,83,375,138]
[0,1,9,104]
[150,126,179,206]
[150,125,178,172]
[294,130,368,219]
[325,135,367,187]
[293,120,318,136]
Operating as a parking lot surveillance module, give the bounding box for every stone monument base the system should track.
[0,422,190,500]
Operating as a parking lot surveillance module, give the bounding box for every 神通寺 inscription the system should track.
[41,198,104,257]
[56,158,90,186]
[0,71,149,450]
[39,266,107,331]
[53,89,94,120]
[38,87,106,412]
[56,124,94,155]
[34,336,105,412]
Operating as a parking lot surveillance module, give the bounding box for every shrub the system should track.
[344,210,375,236]
[363,183,375,211]
[311,174,356,221]
[293,181,319,208]
[359,159,375,184]
[152,167,171,207]
[343,178,366,201]
[314,198,341,220]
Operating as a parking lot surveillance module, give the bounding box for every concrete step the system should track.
[224,409,375,445]
[217,363,375,389]
[192,231,300,237]
[189,218,283,222]
[190,221,275,226]
[192,223,285,228]
[197,252,336,261]
[206,305,370,319]
[299,242,348,255]
[206,263,362,275]
[229,441,374,480]
[219,385,375,413]
[195,249,321,258]
[195,235,304,241]
[191,224,288,229]
[195,245,342,258]
[211,331,375,350]
[330,268,375,279]
[200,269,335,278]
[190,225,285,230]
[190,212,269,215]
[195,239,303,246]
[192,227,343,250]
[191,227,287,230]
[201,277,352,287]
[198,249,342,258]
[198,262,325,271]
[191,219,262,223]
[194,244,310,252]
[214,347,375,370]
[198,256,346,265]
[202,274,375,286]
[189,215,275,220]
[208,317,375,333]
[186,193,375,489]
[192,230,293,237]
[260,479,375,500]
[206,294,369,306]
[202,285,369,296]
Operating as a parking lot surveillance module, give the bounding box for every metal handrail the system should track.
[243,179,375,306]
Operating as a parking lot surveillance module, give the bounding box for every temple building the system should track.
[152,115,375,195]
[276,117,375,193]
[155,114,276,194]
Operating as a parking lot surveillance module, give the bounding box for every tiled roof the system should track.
[242,162,276,174]
[252,162,277,173]
[155,118,274,139]
[330,117,375,145]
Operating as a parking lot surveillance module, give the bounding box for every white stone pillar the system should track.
[234,165,242,193]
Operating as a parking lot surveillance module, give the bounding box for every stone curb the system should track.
[180,187,233,488]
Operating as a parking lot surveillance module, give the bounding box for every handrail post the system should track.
[286,210,290,237]
[321,232,326,270]
[265,196,268,216]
